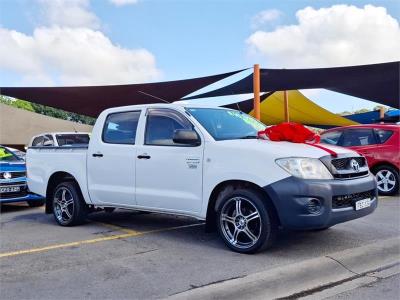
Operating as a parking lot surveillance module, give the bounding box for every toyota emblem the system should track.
[3,172,12,179]
[350,159,360,172]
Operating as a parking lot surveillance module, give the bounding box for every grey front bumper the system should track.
[264,173,378,230]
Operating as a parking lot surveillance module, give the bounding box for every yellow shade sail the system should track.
[249,90,358,127]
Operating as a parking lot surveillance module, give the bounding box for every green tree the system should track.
[0,96,34,111]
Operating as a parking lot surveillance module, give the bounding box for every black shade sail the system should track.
[184,62,400,108]
[0,70,243,117]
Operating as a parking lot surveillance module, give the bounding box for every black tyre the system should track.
[27,199,45,207]
[216,188,278,254]
[52,181,87,226]
[373,165,399,196]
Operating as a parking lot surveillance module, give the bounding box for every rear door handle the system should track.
[137,155,151,159]
[92,153,103,157]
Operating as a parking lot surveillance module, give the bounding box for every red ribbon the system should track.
[258,122,338,157]
[305,142,338,157]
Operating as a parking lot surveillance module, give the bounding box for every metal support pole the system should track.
[284,90,290,122]
[380,107,385,123]
[253,64,261,120]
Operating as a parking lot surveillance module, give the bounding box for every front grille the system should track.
[334,171,369,179]
[332,189,375,209]
[0,171,26,179]
[331,157,366,170]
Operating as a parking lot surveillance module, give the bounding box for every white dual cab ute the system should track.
[27,104,378,253]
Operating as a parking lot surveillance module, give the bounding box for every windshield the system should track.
[187,108,266,141]
[56,134,90,146]
[0,147,21,162]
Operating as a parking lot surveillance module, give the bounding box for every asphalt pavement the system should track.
[0,196,399,299]
[326,273,400,300]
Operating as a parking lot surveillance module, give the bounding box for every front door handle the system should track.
[137,155,151,159]
[92,153,103,157]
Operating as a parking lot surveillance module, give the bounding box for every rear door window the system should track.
[103,111,141,144]
[341,129,377,146]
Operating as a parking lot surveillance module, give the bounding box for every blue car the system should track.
[0,146,45,206]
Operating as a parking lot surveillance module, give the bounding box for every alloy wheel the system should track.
[376,170,396,193]
[220,196,262,250]
[54,187,74,224]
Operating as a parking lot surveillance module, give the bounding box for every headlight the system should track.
[276,158,333,179]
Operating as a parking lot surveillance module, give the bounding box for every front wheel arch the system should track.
[205,180,280,232]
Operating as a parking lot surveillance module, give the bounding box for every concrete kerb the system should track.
[168,237,400,300]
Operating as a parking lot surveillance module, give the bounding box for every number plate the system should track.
[0,186,21,193]
[355,198,371,210]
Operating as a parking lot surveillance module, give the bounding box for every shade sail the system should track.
[0,70,243,117]
[185,62,400,108]
[344,109,400,124]
[225,90,358,128]
[344,110,381,124]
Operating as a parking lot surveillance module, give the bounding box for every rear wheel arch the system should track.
[45,172,84,214]
[205,180,280,232]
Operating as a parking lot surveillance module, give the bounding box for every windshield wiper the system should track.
[239,135,259,139]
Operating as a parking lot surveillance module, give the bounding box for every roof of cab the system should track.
[100,103,231,114]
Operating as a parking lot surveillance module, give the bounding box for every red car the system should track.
[321,124,399,196]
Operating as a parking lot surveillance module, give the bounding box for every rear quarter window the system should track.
[375,129,393,144]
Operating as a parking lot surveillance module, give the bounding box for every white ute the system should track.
[27,104,377,253]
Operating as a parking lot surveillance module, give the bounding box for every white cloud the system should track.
[247,5,400,68]
[0,0,160,86]
[0,26,160,86]
[251,9,282,28]
[109,0,138,7]
[38,0,100,29]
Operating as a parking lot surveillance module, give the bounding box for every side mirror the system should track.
[173,129,200,146]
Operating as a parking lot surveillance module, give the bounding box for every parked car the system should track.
[5,147,26,161]
[29,132,90,147]
[321,124,399,196]
[27,104,377,253]
[0,146,45,206]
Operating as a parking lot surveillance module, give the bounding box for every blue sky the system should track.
[0,0,399,113]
